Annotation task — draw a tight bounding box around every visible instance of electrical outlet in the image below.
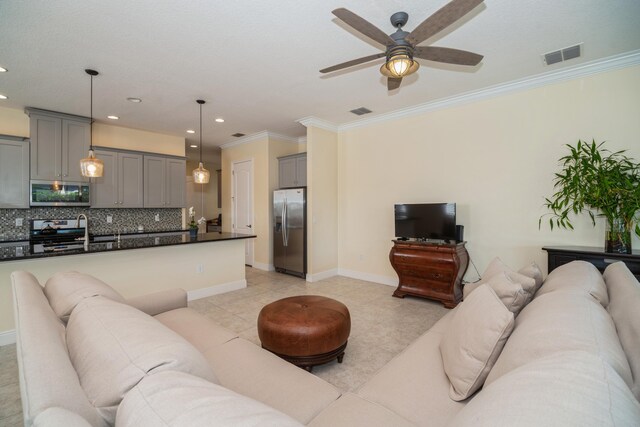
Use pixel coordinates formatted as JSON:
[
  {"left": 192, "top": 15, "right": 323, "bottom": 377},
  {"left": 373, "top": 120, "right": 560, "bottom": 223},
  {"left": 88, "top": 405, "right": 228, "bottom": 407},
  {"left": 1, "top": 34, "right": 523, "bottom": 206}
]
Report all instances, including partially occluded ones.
[
  {"left": 15, "top": 218, "right": 23, "bottom": 227},
  {"left": 155, "top": 214, "right": 160, "bottom": 222},
  {"left": 106, "top": 215, "right": 113, "bottom": 224},
  {"left": 196, "top": 263, "right": 204, "bottom": 274}
]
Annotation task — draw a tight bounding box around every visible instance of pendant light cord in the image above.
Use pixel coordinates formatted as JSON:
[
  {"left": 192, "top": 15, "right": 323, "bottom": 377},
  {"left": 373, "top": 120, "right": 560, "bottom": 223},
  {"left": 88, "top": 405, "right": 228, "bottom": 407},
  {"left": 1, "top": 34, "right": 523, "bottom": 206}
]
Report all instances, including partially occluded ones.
[
  {"left": 89, "top": 73, "right": 93, "bottom": 150},
  {"left": 199, "top": 102, "right": 203, "bottom": 163}
]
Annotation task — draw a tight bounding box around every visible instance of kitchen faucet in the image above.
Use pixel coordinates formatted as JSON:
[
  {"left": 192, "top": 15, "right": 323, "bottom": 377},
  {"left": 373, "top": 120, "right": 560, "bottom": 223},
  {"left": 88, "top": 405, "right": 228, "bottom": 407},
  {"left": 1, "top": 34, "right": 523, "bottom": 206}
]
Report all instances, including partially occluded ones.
[{"left": 76, "top": 214, "right": 89, "bottom": 250}]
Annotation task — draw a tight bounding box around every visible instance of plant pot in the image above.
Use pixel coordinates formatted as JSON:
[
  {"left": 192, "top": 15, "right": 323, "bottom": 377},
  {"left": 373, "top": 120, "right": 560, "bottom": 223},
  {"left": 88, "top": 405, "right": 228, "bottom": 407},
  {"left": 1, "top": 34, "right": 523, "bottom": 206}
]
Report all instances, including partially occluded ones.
[
  {"left": 605, "top": 218, "right": 632, "bottom": 254},
  {"left": 189, "top": 228, "right": 198, "bottom": 239}
]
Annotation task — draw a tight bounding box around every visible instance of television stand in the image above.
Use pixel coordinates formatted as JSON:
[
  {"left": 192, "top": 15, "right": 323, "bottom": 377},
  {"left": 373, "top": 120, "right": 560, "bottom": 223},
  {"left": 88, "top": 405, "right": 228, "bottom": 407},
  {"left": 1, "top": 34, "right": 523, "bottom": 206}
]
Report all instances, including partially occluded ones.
[{"left": 389, "top": 240, "right": 469, "bottom": 308}]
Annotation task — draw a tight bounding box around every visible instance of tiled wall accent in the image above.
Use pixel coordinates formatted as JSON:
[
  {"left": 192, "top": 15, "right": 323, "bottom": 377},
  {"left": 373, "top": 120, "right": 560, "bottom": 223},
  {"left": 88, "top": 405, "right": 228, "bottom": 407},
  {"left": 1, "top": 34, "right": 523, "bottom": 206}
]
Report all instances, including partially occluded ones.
[{"left": 0, "top": 208, "right": 183, "bottom": 241}]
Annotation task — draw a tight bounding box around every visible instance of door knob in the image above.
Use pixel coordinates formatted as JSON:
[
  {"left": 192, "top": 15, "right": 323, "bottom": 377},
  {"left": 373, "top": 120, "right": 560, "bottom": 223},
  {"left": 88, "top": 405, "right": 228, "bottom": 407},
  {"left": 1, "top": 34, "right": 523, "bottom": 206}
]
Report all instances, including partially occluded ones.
[{"left": 247, "top": 224, "right": 252, "bottom": 228}]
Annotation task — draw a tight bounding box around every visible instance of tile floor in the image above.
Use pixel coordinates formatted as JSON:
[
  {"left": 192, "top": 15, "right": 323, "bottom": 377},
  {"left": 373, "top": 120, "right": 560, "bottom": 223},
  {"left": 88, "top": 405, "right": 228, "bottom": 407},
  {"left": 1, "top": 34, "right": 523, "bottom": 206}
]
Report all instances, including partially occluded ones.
[{"left": 0, "top": 267, "right": 448, "bottom": 426}]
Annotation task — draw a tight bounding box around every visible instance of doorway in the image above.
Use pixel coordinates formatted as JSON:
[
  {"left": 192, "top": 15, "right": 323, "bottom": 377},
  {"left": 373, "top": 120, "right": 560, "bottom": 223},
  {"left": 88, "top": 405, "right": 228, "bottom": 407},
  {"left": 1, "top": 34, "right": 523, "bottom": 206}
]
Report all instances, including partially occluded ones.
[{"left": 232, "top": 159, "right": 254, "bottom": 266}]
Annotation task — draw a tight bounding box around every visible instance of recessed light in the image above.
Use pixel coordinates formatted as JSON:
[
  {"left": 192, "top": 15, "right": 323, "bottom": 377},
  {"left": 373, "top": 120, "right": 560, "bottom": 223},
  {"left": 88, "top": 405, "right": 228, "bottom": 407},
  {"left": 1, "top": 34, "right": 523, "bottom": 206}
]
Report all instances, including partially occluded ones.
[
  {"left": 190, "top": 144, "right": 198, "bottom": 148},
  {"left": 215, "top": 118, "right": 224, "bottom": 123},
  {"left": 0, "top": 67, "right": 7, "bottom": 73},
  {"left": 0, "top": 94, "right": 7, "bottom": 100},
  {"left": 107, "top": 115, "right": 119, "bottom": 120},
  {"left": 127, "top": 97, "right": 142, "bottom": 103},
  {"left": 186, "top": 130, "right": 195, "bottom": 134}
]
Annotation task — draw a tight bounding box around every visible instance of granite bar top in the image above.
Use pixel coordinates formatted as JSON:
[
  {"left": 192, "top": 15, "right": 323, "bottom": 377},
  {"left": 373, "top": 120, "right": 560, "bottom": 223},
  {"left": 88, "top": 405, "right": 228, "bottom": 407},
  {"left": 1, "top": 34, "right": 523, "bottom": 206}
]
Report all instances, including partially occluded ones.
[{"left": 0, "top": 231, "right": 256, "bottom": 262}]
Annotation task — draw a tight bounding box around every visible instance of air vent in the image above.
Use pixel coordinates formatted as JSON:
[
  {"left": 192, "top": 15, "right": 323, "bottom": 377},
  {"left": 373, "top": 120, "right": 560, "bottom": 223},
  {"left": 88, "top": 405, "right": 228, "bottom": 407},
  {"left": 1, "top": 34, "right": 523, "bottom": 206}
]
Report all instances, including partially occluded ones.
[
  {"left": 232, "top": 133, "right": 245, "bottom": 137},
  {"left": 543, "top": 44, "right": 582, "bottom": 66},
  {"left": 350, "top": 107, "right": 372, "bottom": 116}
]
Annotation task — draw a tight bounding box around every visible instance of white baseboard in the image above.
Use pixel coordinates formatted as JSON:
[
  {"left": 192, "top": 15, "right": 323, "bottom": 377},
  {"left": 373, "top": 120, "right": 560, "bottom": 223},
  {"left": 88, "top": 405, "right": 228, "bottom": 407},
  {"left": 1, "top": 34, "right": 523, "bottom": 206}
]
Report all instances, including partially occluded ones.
[
  {"left": 253, "top": 262, "right": 275, "bottom": 272},
  {"left": 0, "top": 329, "right": 16, "bottom": 346},
  {"left": 187, "top": 279, "right": 247, "bottom": 301},
  {"left": 306, "top": 268, "right": 339, "bottom": 282},
  {"left": 337, "top": 268, "right": 398, "bottom": 287}
]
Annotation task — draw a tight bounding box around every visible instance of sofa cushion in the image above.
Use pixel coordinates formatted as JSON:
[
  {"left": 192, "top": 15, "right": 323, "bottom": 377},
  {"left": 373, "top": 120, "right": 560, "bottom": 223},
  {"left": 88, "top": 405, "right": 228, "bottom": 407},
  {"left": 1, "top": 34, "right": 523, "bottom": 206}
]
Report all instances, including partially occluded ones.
[
  {"left": 33, "top": 407, "right": 93, "bottom": 427},
  {"left": 116, "top": 371, "right": 302, "bottom": 427},
  {"left": 449, "top": 351, "right": 640, "bottom": 427},
  {"left": 66, "top": 296, "right": 217, "bottom": 425},
  {"left": 44, "top": 271, "right": 125, "bottom": 322},
  {"left": 11, "top": 271, "right": 107, "bottom": 427},
  {"left": 517, "top": 261, "right": 544, "bottom": 292},
  {"left": 357, "top": 309, "right": 465, "bottom": 427},
  {"left": 603, "top": 261, "right": 640, "bottom": 400},
  {"left": 155, "top": 307, "right": 238, "bottom": 354},
  {"left": 535, "top": 260, "right": 609, "bottom": 306},
  {"left": 308, "top": 393, "right": 415, "bottom": 427},
  {"left": 485, "top": 291, "right": 632, "bottom": 388},
  {"left": 204, "top": 337, "right": 341, "bottom": 425},
  {"left": 441, "top": 285, "right": 515, "bottom": 401}
]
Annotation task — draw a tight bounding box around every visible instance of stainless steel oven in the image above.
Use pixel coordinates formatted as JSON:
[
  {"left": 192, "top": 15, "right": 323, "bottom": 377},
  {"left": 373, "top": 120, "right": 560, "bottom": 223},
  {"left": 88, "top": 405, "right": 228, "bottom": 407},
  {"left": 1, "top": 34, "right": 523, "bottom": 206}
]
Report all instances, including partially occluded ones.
[{"left": 30, "top": 180, "right": 90, "bottom": 206}]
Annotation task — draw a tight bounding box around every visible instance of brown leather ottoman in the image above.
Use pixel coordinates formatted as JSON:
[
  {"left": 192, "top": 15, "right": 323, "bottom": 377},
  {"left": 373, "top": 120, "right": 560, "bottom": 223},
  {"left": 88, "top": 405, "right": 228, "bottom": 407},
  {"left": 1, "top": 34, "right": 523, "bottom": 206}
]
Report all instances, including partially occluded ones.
[{"left": 257, "top": 295, "right": 351, "bottom": 372}]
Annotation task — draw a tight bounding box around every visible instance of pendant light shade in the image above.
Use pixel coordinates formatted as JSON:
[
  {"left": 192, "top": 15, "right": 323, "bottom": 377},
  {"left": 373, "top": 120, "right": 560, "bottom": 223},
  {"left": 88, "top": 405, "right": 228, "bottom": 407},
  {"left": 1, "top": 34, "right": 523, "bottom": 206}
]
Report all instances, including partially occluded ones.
[
  {"left": 192, "top": 99, "right": 210, "bottom": 184},
  {"left": 80, "top": 69, "right": 104, "bottom": 178}
]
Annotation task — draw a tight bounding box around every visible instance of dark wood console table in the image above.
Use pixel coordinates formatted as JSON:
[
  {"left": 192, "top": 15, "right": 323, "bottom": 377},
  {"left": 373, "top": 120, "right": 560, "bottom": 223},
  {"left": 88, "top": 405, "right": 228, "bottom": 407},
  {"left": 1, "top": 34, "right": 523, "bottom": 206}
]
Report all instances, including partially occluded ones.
[
  {"left": 542, "top": 246, "right": 640, "bottom": 280},
  {"left": 389, "top": 240, "right": 469, "bottom": 308}
]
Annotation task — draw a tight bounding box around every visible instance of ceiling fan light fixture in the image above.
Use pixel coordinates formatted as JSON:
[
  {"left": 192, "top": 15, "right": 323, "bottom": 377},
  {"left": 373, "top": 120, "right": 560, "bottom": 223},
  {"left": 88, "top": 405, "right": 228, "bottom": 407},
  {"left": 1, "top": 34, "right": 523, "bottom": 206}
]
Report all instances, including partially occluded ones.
[{"left": 380, "top": 53, "right": 419, "bottom": 78}]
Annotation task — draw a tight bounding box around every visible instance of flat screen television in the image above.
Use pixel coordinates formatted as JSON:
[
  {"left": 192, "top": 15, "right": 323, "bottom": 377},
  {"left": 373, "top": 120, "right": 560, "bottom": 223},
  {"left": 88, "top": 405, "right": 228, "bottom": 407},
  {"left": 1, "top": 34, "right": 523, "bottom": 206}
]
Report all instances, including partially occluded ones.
[{"left": 394, "top": 203, "right": 456, "bottom": 241}]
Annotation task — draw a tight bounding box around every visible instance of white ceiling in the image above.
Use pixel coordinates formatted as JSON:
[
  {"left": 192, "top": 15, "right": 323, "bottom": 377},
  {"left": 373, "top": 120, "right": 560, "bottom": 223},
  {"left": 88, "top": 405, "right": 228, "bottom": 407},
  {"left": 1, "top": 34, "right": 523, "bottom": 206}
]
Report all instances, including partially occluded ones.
[{"left": 1, "top": 0, "right": 639, "bottom": 150}]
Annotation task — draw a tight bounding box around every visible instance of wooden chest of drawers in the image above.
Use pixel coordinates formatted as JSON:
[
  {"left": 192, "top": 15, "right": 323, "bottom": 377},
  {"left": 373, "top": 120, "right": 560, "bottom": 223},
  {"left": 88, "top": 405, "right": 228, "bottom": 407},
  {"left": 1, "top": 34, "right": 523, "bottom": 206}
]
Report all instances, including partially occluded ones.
[{"left": 389, "top": 240, "right": 469, "bottom": 308}]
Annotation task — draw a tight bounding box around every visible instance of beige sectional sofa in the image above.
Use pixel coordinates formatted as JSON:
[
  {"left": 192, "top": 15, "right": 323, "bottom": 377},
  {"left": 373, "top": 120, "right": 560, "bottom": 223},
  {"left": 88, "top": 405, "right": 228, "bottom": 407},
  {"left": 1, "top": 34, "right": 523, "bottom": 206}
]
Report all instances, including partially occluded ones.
[{"left": 11, "top": 261, "right": 640, "bottom": 426}]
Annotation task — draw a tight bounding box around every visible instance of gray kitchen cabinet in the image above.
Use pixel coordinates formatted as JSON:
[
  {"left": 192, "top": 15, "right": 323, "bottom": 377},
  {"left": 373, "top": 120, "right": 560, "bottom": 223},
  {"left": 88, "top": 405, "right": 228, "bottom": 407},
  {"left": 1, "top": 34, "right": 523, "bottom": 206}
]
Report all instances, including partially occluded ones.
[
  {"left": 91, "top": 149, "right": 143, "bottom": 208},
  {"left": 0, "top": 136, "right": 30, "bottom": 208},
  {"left": 143, "top": 155, "right": 185, "bottom": 208},
  {"left": 278, "top": 153, "right": 306, "bottom": 188},
  {"left": 26, "top": 109, "right": 90, "bottom": 182}
]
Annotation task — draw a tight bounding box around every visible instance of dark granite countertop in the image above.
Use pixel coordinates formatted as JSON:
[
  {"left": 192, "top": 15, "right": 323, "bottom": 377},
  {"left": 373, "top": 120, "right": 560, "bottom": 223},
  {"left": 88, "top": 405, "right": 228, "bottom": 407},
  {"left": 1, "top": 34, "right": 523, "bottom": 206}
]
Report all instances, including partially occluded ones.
[{"left": 0, "top": 232, "right": 255, "bottom": 262}]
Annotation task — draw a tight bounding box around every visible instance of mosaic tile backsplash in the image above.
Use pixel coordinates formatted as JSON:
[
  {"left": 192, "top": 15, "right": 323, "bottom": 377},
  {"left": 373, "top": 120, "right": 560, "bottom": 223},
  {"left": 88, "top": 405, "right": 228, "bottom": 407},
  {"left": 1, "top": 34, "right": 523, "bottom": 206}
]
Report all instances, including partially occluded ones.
[{"left": 0, "top": 208, "right": 183, "bottom": 241}]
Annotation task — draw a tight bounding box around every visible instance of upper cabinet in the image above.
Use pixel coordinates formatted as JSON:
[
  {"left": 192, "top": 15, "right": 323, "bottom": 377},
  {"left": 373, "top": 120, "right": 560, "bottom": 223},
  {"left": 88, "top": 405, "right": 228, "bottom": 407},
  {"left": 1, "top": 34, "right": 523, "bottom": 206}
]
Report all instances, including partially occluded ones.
[
  {"left": 26, "top": 108, "right": 90, "bottom": 182},
  {"left": 91, "top": 149, "right": 143, "bottom": 208},
  {"left": 0, "top": 136, "right": 30, "bottom": 208},
  {"left": 278, "top": 153, "right": 307, "bottom": 188},
  {"left": 143, "top": 155, "right": 186, "bottom": 208}
]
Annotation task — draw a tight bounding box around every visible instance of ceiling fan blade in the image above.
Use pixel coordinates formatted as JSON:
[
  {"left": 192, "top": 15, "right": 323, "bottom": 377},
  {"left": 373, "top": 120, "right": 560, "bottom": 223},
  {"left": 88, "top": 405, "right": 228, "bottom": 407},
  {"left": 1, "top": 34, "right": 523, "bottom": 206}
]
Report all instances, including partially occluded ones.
[
  {"left": 406, "top": 0, "right": 484, "bottom": 45},
  {"left": 388, "top": 77, "right": 402, "bottom": 90},
  {"left": 332, "top": 8, "right": 395, "bottom": 46},
  {"left": 414, "top": 46, "right": 483, "bottom": 66},
  {"left": 320, "top": 53, "right": 386, "bottom": 73}
]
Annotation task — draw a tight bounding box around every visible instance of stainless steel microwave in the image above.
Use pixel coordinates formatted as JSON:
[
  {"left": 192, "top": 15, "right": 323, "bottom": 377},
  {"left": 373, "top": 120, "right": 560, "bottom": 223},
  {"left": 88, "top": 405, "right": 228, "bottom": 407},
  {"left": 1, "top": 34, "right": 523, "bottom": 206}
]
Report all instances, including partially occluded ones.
[{"left": 30, "top": 180, "right": 90, "bottom": 206}]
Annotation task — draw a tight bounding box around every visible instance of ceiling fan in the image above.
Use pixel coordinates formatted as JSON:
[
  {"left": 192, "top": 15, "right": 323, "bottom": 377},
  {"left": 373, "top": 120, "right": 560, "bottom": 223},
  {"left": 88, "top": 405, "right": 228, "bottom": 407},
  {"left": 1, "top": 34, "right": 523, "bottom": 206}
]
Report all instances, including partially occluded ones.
[{"left": 320, "top": 0, "right": 484, "bottom": 90}]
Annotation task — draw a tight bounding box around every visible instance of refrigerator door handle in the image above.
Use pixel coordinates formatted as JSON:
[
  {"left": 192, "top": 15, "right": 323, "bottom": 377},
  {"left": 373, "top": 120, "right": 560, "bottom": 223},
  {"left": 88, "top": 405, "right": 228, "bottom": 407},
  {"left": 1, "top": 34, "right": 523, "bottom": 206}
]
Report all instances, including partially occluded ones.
[{"left": 282, "top": 199, "right": 288, "bottom": 247}]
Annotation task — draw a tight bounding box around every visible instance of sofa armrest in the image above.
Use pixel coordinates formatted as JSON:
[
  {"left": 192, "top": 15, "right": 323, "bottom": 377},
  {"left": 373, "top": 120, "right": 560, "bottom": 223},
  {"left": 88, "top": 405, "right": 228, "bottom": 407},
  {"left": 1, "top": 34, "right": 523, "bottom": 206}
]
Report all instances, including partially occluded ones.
[{"left": 126, "top": 288, "right": 187, "bottom": 316}]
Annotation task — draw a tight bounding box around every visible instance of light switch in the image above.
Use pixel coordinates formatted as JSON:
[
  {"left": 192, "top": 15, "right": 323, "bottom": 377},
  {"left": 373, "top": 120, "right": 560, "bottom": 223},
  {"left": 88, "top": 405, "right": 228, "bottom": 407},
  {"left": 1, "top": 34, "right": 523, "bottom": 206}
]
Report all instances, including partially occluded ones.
[
  {"left": 155, "top": 214, "right": 160, "bottom": 222},
  {"left": 106, "top": 215, "right": 113, "bottom": 224},
  {"left": 15, "top": 218, "right": 23, "bottom": 227}
]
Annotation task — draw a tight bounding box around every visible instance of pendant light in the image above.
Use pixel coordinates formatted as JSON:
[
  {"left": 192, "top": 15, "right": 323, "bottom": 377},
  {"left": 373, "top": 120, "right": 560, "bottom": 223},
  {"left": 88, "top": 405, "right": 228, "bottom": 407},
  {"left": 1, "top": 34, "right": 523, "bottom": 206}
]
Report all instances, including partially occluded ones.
[
  {"left": 80, "top": 69, "right": 104, "bottom": 178},
  {"left": 192, "top": 99, "right": 210, "bottom": 184}
]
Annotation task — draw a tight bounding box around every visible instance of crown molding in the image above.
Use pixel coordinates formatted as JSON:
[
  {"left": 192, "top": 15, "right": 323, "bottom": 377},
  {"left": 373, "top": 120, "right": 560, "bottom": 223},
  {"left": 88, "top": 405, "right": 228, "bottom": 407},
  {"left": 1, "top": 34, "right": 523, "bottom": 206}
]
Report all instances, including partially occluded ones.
[
  {"left": 220, "top": 131, "right": 298, "bottom": 149},
  {"left": 297, "top": 116, "right": 339, "bottom": 132},
  {"left": 337, "top": 50, "right": 640, "bottom": 131}
]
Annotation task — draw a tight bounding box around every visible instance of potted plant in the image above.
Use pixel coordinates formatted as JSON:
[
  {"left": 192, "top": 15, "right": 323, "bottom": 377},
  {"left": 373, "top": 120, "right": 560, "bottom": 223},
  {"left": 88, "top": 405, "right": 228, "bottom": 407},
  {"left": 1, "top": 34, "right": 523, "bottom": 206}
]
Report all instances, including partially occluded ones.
[
  {"left": 540, "top": 140, "right": 640, "bottom": 254},
  {"left": 188, "top": 207, "right": 206, "bottom": 238}
]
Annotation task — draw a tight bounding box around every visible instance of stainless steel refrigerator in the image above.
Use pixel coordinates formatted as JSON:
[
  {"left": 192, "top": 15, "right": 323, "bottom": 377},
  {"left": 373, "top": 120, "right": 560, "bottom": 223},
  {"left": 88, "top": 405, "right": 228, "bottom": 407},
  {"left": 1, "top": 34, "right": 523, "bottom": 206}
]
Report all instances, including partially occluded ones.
[{"left": 273, "top": 188, "right": 306, "bottom": 278}]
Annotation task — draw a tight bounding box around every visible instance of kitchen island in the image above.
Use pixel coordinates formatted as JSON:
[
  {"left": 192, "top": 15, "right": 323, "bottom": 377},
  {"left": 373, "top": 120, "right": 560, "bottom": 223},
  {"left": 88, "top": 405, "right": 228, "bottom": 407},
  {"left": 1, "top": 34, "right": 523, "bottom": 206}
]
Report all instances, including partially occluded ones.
[{"left": 0, "top": 232, "right": 255, "bottom": 344}]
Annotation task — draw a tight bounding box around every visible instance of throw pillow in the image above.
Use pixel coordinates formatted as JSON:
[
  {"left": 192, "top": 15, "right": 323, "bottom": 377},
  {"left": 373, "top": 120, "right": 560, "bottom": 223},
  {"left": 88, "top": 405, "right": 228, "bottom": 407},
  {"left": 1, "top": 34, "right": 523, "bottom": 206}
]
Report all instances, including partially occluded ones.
[
  {"left": 116, "top": 371, "right": 303, "bottom": 427},
  {"left": 44, "top": 271, "right": 125, "bottom": 322},
  {"left": 485, "top": 272, "right": 529, "bottom": 315},
  {"left": 462, "top": 257, "right": 512, "bottom": 299},
  {"left": 66, "top": 296, "right": 217, "bottom": 425},
  {"left": 440, "top": 284, "right": 515, "bottom": 401},
  {"left": 517, "top": 262, "right": 544, "bottom": 293}
]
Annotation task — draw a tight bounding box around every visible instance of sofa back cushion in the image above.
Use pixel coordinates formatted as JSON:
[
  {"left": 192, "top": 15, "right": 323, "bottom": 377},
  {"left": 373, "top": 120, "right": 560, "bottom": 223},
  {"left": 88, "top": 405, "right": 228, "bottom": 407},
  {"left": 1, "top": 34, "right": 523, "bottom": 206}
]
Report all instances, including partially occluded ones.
[
  {"left": 440, "top": 285, "right": 515, "bottom": 401},
  {"left": 10, "top": 271, "right": 106, "bottom": 427},
  {"left": 485, "top": 291, "right": 632, "bottom": 387},
  {"left": 449, "top": 351, "right": 640, "bottom": 427},
  {"left": 66, "top": 296, "right": 217, "bottom": 425},
  {"left": 116, "top": 371, "right": 303, "bottom": 427},
  {"left": 44, "top": 271, "right": 125, "bottom": 322},
  {"left": 535, "top": 260, "right": 609, "bottom": 306},
  {"left": 603, "top": 261, "right": 640, "bottom": 400}
]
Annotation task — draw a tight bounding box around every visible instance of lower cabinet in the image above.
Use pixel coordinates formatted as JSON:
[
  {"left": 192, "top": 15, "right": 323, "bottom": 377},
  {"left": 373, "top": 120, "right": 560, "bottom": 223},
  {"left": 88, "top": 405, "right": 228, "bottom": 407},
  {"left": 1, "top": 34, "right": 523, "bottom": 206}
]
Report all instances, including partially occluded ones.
[
  {"left": 144, "top": 155, "right": 186, "bottom": 208},
  {"left": 389, "top": 240, "right": 469, "bottom": 308},
  {"left": 0, "top": 136, "right": 30, "bottom": 208},
  {"left": 91, "top": 149, "right": 143, "bottom": 208}
]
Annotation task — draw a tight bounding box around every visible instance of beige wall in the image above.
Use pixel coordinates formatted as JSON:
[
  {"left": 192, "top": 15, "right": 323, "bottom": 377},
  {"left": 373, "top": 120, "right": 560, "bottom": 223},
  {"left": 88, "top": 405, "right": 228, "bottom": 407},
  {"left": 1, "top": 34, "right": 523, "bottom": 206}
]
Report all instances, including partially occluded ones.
[
  {"left": 0, "top": 106, "right": 29, "bottom": 137},
  {"left": 337, "top": 65, "right": 640, "bottom": 283},
  {"left": 0, "top": 239, "right": 246, "bottom": 334},
  {"left": 307, "top": 127, "right": 339, "bottom": 277}
]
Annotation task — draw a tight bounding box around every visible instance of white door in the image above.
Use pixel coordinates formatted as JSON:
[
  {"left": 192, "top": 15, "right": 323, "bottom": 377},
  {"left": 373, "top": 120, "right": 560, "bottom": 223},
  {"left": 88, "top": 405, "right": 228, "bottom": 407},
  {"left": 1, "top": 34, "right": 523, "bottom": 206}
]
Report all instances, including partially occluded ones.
[{"left": 232, "top": 159, "right": 254, "bottom": 266}]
